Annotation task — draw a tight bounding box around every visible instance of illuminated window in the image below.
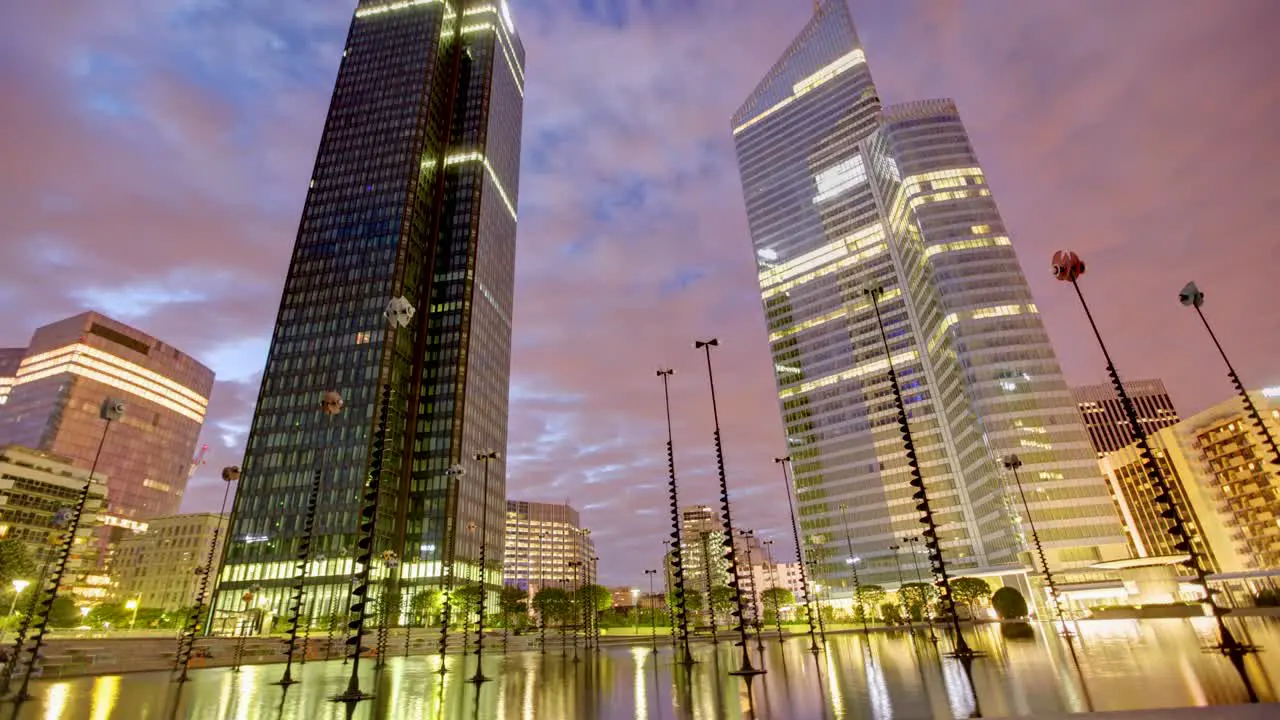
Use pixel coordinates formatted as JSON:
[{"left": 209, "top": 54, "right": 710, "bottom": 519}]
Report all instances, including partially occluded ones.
[
  {"left": 355, "top": 331, "right": 371, "bottom": 345},
  {"left": 813, "top": 156, "right": 867, "bottom": 204}
]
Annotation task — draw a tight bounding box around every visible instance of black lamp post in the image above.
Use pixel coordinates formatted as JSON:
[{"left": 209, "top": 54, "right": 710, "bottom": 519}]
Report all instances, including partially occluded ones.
[
  {"left": 866, "top": 287, "right": 970, "bottom": 649},
  {"left": 277, "top": 390, "right": 344, "bottom": 686},
  {"left": 375, "top": 550, "right": 400, "bottom": 669},
  {"left": 762, "top": 539, "right": 785, "bottom": 640},
  {"left": 1054, "top": 252, "right": 1257, "bottom": 702},
  {"left": 695, "top": 337, "right": 764, "bottom": 678},
  {"left": 699, "top": 530, "right": 719, "bottom": 645},
  {"left": 231, "top": 585, "right": 260, "bottom": 673},
  {"left": 569, "top": 559, "right": 583, "bottom": 663},
  {"left": 1180, "top": 282, "right": 1280, "bottom": 469},
  {"left": 773, "top": 457, "right": 820, "bottom": 653},
  {"left": 12, "top": 398, "right": 122, "bottom": 702},
  {"left": 887, "top": 545, "right": 911, "bottom": 631},
  {"left": 173, "top": 464, "right": 239, "bottom": 683},
  {"left": 468, "top": 450, "right": 499, "bottom": 685},
  {"left": 657, "top": 368, "right": 694, "bottom": 665},
  {"left": 645, "top": 569, "right": 659, "bottom": 650},
  {"left": 436, "top": 465, "right": 464, "bottom": 675},
  {"left": 838, "top": 503, "right": 868, "bottom": 637},
  {"left": 332, "top": 382, "right": 393, "bottom": 704},
  {"left": 736, "top": 530, "right": 765, "bottom": 652},
  {"left": 590, "top": 554, "right": 601, "bottom": 653},
  {"left": 1, "top": 516, "right": 60, "bottom": 697}
]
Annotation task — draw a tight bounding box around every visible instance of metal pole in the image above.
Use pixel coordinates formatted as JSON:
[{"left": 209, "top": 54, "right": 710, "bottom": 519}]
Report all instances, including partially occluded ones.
[
  {"left": 774, "top": 457, "right": 820, "bottom": 654},
  {"left": 762, "top": 540, "right": 785, "bottom": 641},
  {"left": 696, "top": 337, "right": 763, "bottom": 677},
  {"left": 839, "top": 504, "right": 868, "bottom": 636},
  {"left": 887, "top": 545, "right": 912, "bottom": 631},
  {"left": 468, "top": 451, "right": 498, "bottom": 684},
  {"left": 657, "top": 369, "right": 694, "bottom": 665},
  {"left": 436, "top": 466, "right": 463, "bottom": 675},
  {"left": 646, "top": 570, "right": 659, "bottom": 649}
]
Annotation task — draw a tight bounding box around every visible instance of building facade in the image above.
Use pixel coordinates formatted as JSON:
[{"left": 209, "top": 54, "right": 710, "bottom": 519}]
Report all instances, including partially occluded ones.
[
  {"left": 0, "top": 312, "right": 213, "bottom": 557},
  {"left": 1074, "top": 379, "right": 1180, "bottom": 455},
  {"left": 502, "top": 500, "right": 594, "bottom": 595},
  {"left": 0, "top": 446, "right": 109, "bottom": 596},
  {"left": 214, "top": 0, "right": 526, "bottom": 622},
  {"left": 113, "top": 513, "right": 228, "bottom": 611},
  {"left": 0, "top": 349, "right": 21, "bottom": 407},
  {"left": 730, "top": 0, "right": 1127, "bottom": 594}
]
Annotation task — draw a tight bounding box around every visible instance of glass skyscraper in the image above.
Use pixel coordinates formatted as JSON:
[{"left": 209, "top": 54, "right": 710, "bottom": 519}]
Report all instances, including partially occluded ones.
[
  {"left": 731, "top": 1, "right": 1127, "bottom": 593},
  {"left": 213, "top": 0, "right": 524, "bottom": 624}
]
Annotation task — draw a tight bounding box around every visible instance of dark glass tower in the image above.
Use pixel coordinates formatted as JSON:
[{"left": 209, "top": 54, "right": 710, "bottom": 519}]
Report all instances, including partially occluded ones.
[{"left": 213, "top": 0, "right": 524, "bottom": 626}]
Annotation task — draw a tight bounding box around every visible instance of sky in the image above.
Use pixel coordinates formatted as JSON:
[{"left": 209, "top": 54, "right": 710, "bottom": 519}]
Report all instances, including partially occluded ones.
[{"left": 2, "top": 0, "right": 1278, "bottom": 586}]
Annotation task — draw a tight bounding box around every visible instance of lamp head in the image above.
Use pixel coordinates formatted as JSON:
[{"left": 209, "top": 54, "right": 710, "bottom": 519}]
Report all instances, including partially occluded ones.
[
  {"left": 694, "top": 338, "right": 719, "bottom": 349},
  {"left": 1179, "top": 281, "right": 1204, "bottom": 308},
  {"left": 1002, "top": 454, "right": 1022, "bottom": 471}
]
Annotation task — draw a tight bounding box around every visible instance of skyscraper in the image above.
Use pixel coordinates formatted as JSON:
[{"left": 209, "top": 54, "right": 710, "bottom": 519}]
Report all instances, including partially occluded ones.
[
  {"left": 1073, "top": 379, "right": 1180, "bottom": 455},
  {"left": 0, "top": 348, "right": 22, "bottom": 406},
  {"left": 503, "top": 500, "right": 595, "bottom": 596},
  {"left": 0, "top": 312, "right": 213, "bottom": 545},
  {"left": 731, "top": 1, "right": 1127, "bottom": 593},
  {"left": 213, "top": 0, "right": 525, "bottom": 622}
]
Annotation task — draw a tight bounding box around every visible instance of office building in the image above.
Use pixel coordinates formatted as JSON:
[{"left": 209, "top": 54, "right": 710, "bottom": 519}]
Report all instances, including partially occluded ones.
[
  {"left": 503, "top": 500, "right": 594, "bottom": 595},
  {"left": 730, "top": 1, "right": 1127, "bottom": 593},
  {"left": 680, "top": 505, "right": 730, "bottom": 597},
  {"left": 1074, "top": 379, "right": 1180, "bottom": 455},
  {"left": 113, "top": 513, "right": 228, "bottom": 611},
  {"left": 0, "top": 446, "right": 109, "bottom": 597},
  {"left": 0, "top": 312, "right": 213, "bottom": 557},
  {"left": 214, "top": 0, "right": 526, "bottom": 621},
  {"left": 0, "top": 349, "right": 21, "bottom": 406}
]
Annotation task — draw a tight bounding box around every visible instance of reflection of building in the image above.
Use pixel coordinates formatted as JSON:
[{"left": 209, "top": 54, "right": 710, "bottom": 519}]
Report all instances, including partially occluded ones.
[
  {"left": 503, "top": 501, "right": 594, "bottom": 595},
  {"left": 0, "top": 349, "right": 21, "bottom": 406},
  {"left": 0, "top": 312, "right": 213, "bottom": 561},
  {"left": 214, "top": 0, "right": 527, "bottom": 624},
  {"left": 113, "top": 513, "right": 227, "bottom": 611},
  {"left": 0, "top": 446, "right": 109, "bottom": 598},
  {"left": 730, "top": 0, "right": 1127, "bottom": 592},
  {"left": 1074, "top": 379, "right": 1180, "bottom": 455}
]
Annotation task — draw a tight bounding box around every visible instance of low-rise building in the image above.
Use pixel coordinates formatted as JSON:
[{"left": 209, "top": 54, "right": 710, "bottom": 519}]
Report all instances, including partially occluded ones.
[
  {"left": 0, "top": 445, "right": 108, "bottom": 600},
  {"left": 113, "top": 512, "right": 226, "bottom": 610}
]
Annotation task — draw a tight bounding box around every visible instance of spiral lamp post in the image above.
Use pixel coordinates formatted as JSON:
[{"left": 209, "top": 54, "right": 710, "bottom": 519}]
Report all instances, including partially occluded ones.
[
  {"left": 173, "top": 465, "right": 238, "bottom": 683},
  {"left": 436, "top": 464, "right": 465, "bottom": 675},
  {"left": 468, "top": 450, "right": 499, "bottom": 685},
  {"left": 773, "top": 457, "right": 820, "bottom": 654},
  {"left": 656, "top": 369, "right": 694, "bottom": 665}
]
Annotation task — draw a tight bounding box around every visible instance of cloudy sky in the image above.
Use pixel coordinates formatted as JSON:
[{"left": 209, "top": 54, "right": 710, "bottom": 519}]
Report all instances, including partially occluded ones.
[{"left": 2, "top": 0, "right": 1277, "bottom": 584}]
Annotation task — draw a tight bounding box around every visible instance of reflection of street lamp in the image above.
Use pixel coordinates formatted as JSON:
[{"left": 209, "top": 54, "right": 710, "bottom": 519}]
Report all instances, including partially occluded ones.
[
  {"left": 125, "top": 599, "right": 140, "bottom": 632},
  {"left": 631, "top": 588, "right": 640, "bottom": 634},
  {"left": 0, "top": 580, "right": 29, "bottom": 644}
]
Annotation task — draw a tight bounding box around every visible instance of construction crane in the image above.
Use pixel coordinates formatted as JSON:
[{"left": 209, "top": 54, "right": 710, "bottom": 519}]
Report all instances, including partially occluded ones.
[{"left": 188, "top": 444, "right": 209, "bottom": 479}]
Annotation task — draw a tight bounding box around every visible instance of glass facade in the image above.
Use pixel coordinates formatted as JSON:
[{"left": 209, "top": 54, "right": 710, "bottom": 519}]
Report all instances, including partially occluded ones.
[
  {"left": 0, "top": 312, "right": 214, "bottom": 562},
  {"left": 213, "top": 0, "right": 524, "bottom": 625},
  {"left": 731, "top": 1, "right": 1127, "bottom": 593},
  {"left": 502, "top": 501, "right": 595, "bottom": 596}
]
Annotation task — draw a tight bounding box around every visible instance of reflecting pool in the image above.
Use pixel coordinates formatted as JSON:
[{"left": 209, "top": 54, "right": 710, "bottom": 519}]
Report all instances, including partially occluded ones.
[{"left": 8, "top": 618, "right": 1280, "bottom": 719}]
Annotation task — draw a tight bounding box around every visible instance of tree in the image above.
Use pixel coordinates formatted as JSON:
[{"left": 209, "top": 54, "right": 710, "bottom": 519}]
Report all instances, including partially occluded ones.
[
  {"left": 87, "top": 603, "right": 131, "bottom": 627},
  {"left": 452, "top": 583, "right": 484, "bottom": 620},
  {"left": 856, "top": 585, "right": 886, "bottom": 622},
  {"left": 761, "top": 587, "right": 795, "bottom": 621},
  {"left": 672, "top": 589, "right": 703, "bottom": 615},
  {"left": 707, "top": 586, "right": 736, "bottom": 623},
  {"left": 500, "top": 586, "right": 527, "bottom": 629},
  {"left": 899, "top": 582, "right": 936, "bottom": 622},
  {"left": 410, "top": 589, "right": 442, "bottom": 626},
  {"left": 0, "top": 539, "right": 36, "bottom": 591},
  {"left": 951, "top": 577, "right": 992, "bottom": 618},
  {"left": 577, "top": 584, "right": 612, "bottom": 612},
  {"left": 991, "top": 587, "right": 1028, "bottom": 620},
  {"left": 879, "top": 602, "right": 903, "bottom": 625},
  {"left": 47, "top": 596, "right": 80, "bottom": 628},
  {"left": 532, "top": 588, "right": 572, "bottom": 628}
]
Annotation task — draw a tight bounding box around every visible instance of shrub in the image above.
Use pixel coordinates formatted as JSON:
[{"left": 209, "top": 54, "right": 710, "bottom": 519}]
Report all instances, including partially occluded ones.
[
  {"left": 991, "top": 587, "right": 1028, "bottom": 620},
  {"left": 1254, "top": 588, "right": 1279, "bottom": 607}
]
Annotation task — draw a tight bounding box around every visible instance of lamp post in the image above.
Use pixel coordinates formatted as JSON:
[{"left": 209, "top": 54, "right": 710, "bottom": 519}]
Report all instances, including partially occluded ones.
[
  {"left": 837, "top": 503, "right": 868, "bottom": 637},
  {"left": 773, "top": 457, "right": 821, "bottom": 654},
  {"left": 175, "top": 465, "right": 238, "bottom": 682},
  {"left": 695, "top": 337, "right": 764, "bottom": 678},
  {"left": 12, "top": 398, "right": 123, "bottom": 702},
  {"left": 887, "top": 545, "right": 911, "bottom": 630},
  {"left": 0, "top": 580, "right": 29, "bottom": 645},
  {"left": 568, "top": 559, "right": 582, "bottom": 663},
  {"left": 656, "top": 368, "right": 694, "bottom": 665},
  {"left": 1054, "top": 252, "right": 1256, "bottom": 702},
  {"left": 375, "top": 551, "right": 400, "bottom": 669},
  {"left": 277, "top": 390, "right": 344, "bottom": 686},
  {"left": 761, "top": 540, "right": 785, "bottom": 640},
  {"left": 1180, "top": 282, "right": 1280, "bottom": 469},
  {"left": 126, "top": 599, "right": 140, "bottom": 632},
  {"left": 864, "top": 286, "right": 973, "bottom": 666},
  {"left": 644, "top": 570, "right": 659, "bottom": 650},
  {"left": 231, "top": 585, "right": 260, "bottom": 673},
  {"left": 468, "top": 450, "right": 499, "bottom": 685},
  {"left": 736, "top": 530, "right": 765, "bottom": 652},
  {"left": 436, "top": 465, "right": 465, "bottom": 676}
]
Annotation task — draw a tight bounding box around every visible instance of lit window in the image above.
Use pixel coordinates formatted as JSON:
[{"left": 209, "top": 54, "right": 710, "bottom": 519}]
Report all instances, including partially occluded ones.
[
  {"left": 355, "top": 331, "right": 371, "bottom": 345},
  {"left": 813, "top": 156, "right": 867, "bottom": 204}
]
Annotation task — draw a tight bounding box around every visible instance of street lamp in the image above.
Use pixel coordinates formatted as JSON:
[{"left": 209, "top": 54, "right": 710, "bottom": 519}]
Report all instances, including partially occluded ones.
[
  {"left": 761, "top": 539, "right": 785, "bottom": 640},
  {"left": 656, "top": 368, "right": 694, "bottom": 666},
  {"left": 126, "top": 599, "right": 140, "bottom": 632},
  {"left": 436, "top": 464, "right": 465, "bottom": 676},
  {"left": 176, "top": 464, "right": 239, "bottom": 683},
  {"left": 693, "top": 337, "right": 763, "bottom": 678},
  {"left": 468, "top": 450, "right": 500, "bottom": 685},
  {"left": 887, "top": 545, "right": 911, "bottom": 631},
  {"left": 837, "top": 503, "right": 867, "bottom": 636},
  {"left": 0, "top": 580, "right": 29, "bottom": 644},
  {"left": 644, "top": 570, "right": 659, "bottom": 650},
  {"left": 1055, "top": 252, "right": 1256, "bottom": 703},
  {"left": 773, "top": 456, "right": 820, "bottom": 654}
]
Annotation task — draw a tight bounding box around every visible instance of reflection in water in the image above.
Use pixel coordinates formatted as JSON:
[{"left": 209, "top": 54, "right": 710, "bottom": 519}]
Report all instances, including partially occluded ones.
[{"left": 7, "top": 618, "right": 1280, "bottom": 719}]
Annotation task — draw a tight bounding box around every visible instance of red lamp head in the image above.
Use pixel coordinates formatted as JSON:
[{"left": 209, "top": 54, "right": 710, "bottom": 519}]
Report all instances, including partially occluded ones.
[{"left": 1051, "top": 250, "right": 1085, "bottom": 282}]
